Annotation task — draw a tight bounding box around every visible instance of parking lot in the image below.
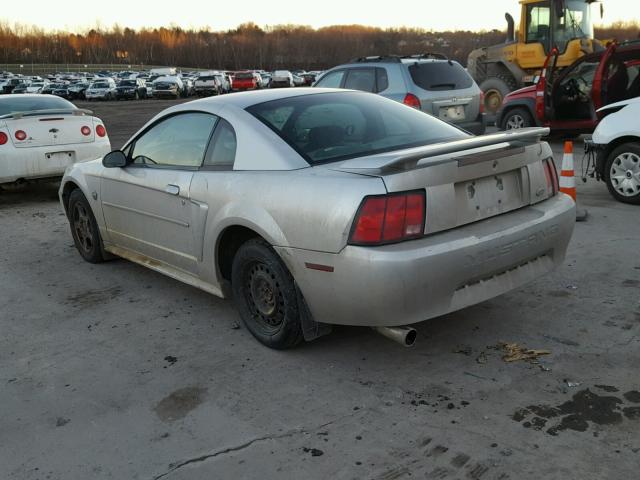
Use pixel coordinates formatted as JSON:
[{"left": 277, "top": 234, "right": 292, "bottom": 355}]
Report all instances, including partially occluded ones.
[{"left": 1, "top": 99, "right": 639, "bottom": 480}]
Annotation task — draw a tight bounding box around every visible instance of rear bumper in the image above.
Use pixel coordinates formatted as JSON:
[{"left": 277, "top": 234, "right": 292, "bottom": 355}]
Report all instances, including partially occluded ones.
[
  {"left": 458, "top": 113, "right": 486, "bottom": 136},
  {"left": 0, "top": 141, "right": 111, "bottom": 184},
  {"left": 276, "top": 194, "right": 575, "bottom": 327}
]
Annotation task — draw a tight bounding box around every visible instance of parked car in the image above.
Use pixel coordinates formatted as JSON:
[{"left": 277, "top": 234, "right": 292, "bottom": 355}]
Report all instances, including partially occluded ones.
[
  {"left": 52, "top": 85, "right": 71, "bottom": 99},
  {"left": 260, "top": 73, "right": 272, "bottom": 88},
  {"left": 313, "top": 54, "right": 486, "bottom": 135},
  {"left": 587, "top": 97, "right": 640, "bottom": 204},
  {"left": 26, "top": 81, "right": 48, "bottom": 94},
  {"left": 11, "top": 82, "right": 31, "bottom": 94},
  {"left": 0, "top": 94, "right": 110, "bottom": 188},
  {"left": 232, "top": 71, "right": 259, "bottom": 91},
  {"left": 152, "top": 76, "right": 183, "bottom": 99},
  {"left": 42, "top": 83, "right": 65, "bottom": 95},
  {"left": 271, "top": 70, "right": 294, "bottom": 88},
  {"left": 59, "top": 89, "right": 574, "bottom": 349},
  {"left": 115, "top": 79, "right": 147, "bottom": 100},
  {"left": 497, "top": 41, "right": 640, "bottom": 134},
  {"left": 181, "top": 77, "right": 196, "bottom": 97},
  {"left": 292, "top": 74, "right": 305, "bottom": 87},
  {"left": 301, "top": 73, "right": 317, "bottom": 86},
  {"left": 1, "top": 78, "right": 26, "bottom": 94},
  {"left": 194, "top": 74, "right": 223, "bottom": 96},
  {"left": 85, "top": 79, "right": 117, "bottom": 101},
  {"left": 68, "top": 81, "right": 90, "bottom": 100}
]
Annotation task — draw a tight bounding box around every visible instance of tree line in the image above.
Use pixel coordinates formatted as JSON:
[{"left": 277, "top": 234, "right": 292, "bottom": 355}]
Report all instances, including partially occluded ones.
[{"left": 1, "top": 21, "right": 638, "bottom": 71}]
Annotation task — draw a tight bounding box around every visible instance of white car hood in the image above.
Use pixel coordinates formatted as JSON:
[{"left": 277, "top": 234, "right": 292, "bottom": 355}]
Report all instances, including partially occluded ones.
[{"left": 597, "top": 96, "right": 640, "bottom": 113}]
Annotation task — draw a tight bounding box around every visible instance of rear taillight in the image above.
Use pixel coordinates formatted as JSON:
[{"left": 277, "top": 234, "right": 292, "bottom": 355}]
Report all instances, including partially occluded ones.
[
  {"left": 402, "top": 93, "right": 421, "bottom": 110},
  {"left": 479, "top": 91, "right": 485, "bottom": 114},
  {"left": 81, "top": 126, "right": 91, "bottom": 136},
  {"left": 96, "top": 125, "right": 106, "bottom": 137},
  {"left": 350, "top": 191, "right": 425, "bottom": 245},
  {"left": 0, "top": 132, "right": 7, "bottom": 145},
  {"left": 15, "top": 130, "right": 27, "bottom": 141},
  {"left": 543, "top": 158, "right": 559, "bottom": 196}
]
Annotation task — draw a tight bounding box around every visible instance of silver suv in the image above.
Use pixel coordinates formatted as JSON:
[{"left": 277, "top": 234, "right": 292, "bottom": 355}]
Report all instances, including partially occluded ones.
[{"left": 313, "top": 54, "right": 486, "bottom": 135}]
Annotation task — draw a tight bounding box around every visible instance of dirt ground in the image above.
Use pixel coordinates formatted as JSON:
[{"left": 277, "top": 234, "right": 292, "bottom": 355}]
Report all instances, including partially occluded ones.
[{"left": 1, "top": 97, "right": 639, "bottom": 480}]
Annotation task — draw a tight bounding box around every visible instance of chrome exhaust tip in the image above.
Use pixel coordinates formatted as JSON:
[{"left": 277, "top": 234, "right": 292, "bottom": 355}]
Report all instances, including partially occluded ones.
[{"left": 372, "top": 326, "right": 417, "bottom": 347}]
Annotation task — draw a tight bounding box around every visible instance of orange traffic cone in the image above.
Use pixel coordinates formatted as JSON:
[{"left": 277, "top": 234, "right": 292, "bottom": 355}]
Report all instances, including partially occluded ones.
[{"left": 559, "top": 141, "right": 587, "bottom": 222}]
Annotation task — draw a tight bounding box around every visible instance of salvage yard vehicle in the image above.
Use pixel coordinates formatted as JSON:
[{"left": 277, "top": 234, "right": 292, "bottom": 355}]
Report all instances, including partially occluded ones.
[
  {"left": 59, "top": 89, "right": 575, "bottom": 349},
  {"left": 232, "top": 71, "right": 260, "bottom": 91},
  {"left": 26, "top": 81, "right": 49, "bottom": 94},
  {"left": 467, "top": 0, "right": 604, "bottom": 115},
  {"left": 0, "top": 95, "right": 110, "bottom": 188},
  {"left": 85, "top": 78, "right": 117, "bottom": 101},
  {"left": 587, "top": 97, "right": 640, "bottom": 204},
  {"left": 152, "top": 76, "right": 183, "bottom": 99},
  {"left": 497, "top": 41, "right": 640, "bottom": 134},
  {"left": 314, "top": 54, "right": 487, "bottom": 135},
  {"left": 194, "top": 73, "right": 223, "bottom": 96},
  {"left": 115, "top": 79, "right": 147, "bottom": 100},
  {"left": 271, "top": 70, "right": 294, "bottom": 88}
]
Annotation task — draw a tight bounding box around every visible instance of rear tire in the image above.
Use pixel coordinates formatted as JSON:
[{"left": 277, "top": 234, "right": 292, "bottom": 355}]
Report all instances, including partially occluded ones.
[
  {"left": 604, "top": 143, "right": 640, "bottom": 205},
  {"left": 231, "top": 238, "right": 304, "bottom": 349},
  {"left": 480, "top": 75, "right": 517, "bottom": 115},
  {"left": 68, "top": 189, "right": 106, "bottom": 263},
  {"left": 501, "top": 107, "right": 534, "bottom": 130}
]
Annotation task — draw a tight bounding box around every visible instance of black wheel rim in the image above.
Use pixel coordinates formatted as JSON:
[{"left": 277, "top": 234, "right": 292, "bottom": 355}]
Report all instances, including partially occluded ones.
[
  {"left": 243, "top": 261, "right": 285, "bottom": 333},
  {"left": 72, "top": 203, "right": 94, "bottom": 254}
]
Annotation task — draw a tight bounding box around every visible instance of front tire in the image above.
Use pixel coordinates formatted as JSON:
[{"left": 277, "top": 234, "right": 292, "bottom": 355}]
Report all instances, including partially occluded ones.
[
  {"left": 480, "top": 75, "right": 517, "bottom": 115},
  {"left": 604, "top": 143, "right": 640, "bottom": 204},
  {"left": 68, "top": 189, "right": 106, "bottom": 263},
  {"left": 231, "top": 238, "right": 304, "bottom": 349},
  {"left": 502, "top": 107, "right": 534, "bottom": 130}
]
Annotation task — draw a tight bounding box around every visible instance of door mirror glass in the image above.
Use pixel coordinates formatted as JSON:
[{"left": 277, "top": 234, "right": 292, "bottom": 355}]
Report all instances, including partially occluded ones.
[
  {"left": 102, "top": 150, "right": 127, "bottom": 168},
  {"left": 533, "top": 75, "right": 541, "bottom": 84}
]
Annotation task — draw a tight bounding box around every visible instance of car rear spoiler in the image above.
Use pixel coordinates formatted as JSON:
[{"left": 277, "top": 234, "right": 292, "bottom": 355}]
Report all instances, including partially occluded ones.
[
  {"left": 373, "top": 127, "right": 550, "bottom": 172},
  {"left": 0, "top": 108, "right": 93, "bottom": 120}
]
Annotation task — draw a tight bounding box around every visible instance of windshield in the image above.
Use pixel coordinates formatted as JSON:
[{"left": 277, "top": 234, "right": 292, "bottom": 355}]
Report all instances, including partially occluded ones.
[
  {"left": 92, "top": 82, "right": 109, "bottom": 89},
  {"left": 235, "top": 72, "right": 254, "bottom": 80},
  {"left": 0, "top": 96, "right": 76, "bottom": 116},
  {"left": 247, "top": 92, "right": 467, "bottom": 164},
  {"left": 555, "top": 0, "right": 594, "bottom": 50},
  {"left": 120, "top": 80, "right": 135, "bottom": 86}
]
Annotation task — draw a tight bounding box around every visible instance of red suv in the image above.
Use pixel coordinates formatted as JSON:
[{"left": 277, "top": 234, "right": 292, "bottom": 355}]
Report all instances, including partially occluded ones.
[{"left": 497, "top": 41, "right": 640, "bottom": 134}]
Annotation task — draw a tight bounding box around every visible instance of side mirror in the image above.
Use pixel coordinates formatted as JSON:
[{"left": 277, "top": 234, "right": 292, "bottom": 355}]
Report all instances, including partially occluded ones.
[
  {"left": 533, "top": 75, "right": 541, "bottom": 84},
  {"left": 102, "top": 150, "right": 127, "bottom": 168}
]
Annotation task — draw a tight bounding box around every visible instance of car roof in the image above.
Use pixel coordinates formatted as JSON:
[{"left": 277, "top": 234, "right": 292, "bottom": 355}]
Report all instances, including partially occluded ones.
[{"left": 169, "top": 87, "right": 351, "bottom": 111}]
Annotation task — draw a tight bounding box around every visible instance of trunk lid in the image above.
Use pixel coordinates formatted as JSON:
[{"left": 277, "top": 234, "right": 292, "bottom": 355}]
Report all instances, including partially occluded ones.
[
  {"left": 329, "top": 128, "right": 553, "bottom": 235},
  {"left": 5, "top": 111, "right": 96, "bottom": 148}
]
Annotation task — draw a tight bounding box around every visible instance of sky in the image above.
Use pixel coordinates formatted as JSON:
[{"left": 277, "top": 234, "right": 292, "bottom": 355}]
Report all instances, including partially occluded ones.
[{"left": 3, "top": 0, "right": 635, "bottom": 32}]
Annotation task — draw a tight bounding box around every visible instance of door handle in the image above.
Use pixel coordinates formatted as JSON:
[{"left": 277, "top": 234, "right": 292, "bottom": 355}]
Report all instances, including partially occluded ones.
[{"left": 165, "top": 184, "right": 180, "bottom": 195}]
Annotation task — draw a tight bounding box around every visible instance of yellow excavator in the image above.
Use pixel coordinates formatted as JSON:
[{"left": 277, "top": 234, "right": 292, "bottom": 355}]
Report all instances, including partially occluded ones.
[{"left": 467, "top": 0, "right": 605, "bottom": 114}]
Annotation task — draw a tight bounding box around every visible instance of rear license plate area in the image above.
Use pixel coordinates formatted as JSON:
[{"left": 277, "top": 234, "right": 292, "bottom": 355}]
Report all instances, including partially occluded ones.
[
  {"left": 439, "top": 105, "right": 466, "bottom": 121},
  {"left": 46, "top": 151, "right": 76, "bottom": 166},
  {"left": 455, "top": 171, "right": 523, "bottom": 223}
]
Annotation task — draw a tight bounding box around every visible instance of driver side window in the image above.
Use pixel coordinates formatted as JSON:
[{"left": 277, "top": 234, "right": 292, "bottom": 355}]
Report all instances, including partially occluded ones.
[{"left": 131, "top": 112, "right": 217, "bottom": 168}]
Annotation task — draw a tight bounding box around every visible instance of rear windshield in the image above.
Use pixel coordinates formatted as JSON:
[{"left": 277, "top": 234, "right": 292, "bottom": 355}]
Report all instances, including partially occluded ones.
[
  {"left": 247, "top": 91, "right": 467, "bottom": 164},
  {"left": 92, "top": 82, "right": 109, "bottom": 88},
  {"left": 198, "top": 76, "right": 216, "bottom": 81},
  {"left": 235, "top": 73, "right": 254, "bottom": 80},
  {"left": 120, "top": 80, "right": 135, "bottom": 86},
  {"left": 408, "top": 61, "right": 474, "bottom": 91},
  {"left": 0, "top": 96, "right": 76, "bottom": 116}
]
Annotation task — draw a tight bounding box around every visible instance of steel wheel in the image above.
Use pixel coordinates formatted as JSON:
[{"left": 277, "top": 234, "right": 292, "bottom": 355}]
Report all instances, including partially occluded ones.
[
  {"left": 609, "top": 152, "right": 640, "bottom": 197},
  {"left": 243, "top": 262, "right": 285, "bottom": 333},
  {"left": 72, "top": 202, "right": 95, "bottom": 254},
  {"left": 505, "top": 113, "right": 525, "bottom": 130}
]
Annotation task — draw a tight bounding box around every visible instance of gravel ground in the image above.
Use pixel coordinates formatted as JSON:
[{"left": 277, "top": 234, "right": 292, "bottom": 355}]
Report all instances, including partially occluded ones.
[{"left": 1, "top": 98, "right": 639, "bottom": 480}]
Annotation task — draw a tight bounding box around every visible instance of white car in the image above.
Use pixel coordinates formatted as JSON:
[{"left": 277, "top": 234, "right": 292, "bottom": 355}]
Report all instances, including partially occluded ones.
[
  {"left": 270, "top": 70, "right": 294, "bottom": 88},
  {"left": 590, "top": 96, "right": 640, "bottom": 204},
  {"left": 85, "top": 78, "right": 117, "bottom": 100},
  {"left": 26, "top": 81, "right": 49, "bottom": 94},
  {"left": 0, "top": 95, "right": 111, "bottom": 187}
]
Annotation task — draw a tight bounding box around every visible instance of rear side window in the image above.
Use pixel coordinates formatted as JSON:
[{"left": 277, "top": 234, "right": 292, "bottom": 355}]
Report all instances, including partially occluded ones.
[
  {"left": 203, "top": 119, "right": 237, "bottom": 167},
  {"left": 314, "top": 70, "right": 345, "bottom": 88},
  {"left": 344, "top": 69, "right": 376, "bottom": 93},
  {"left": 408, "top": 61, "right": 473, "bottom": 91}
]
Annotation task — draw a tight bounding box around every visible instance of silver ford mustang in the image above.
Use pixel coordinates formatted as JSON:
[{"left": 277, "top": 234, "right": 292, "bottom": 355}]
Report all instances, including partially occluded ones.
[{"left": 59, "top": 88, "right": 576, "bottom": 349}]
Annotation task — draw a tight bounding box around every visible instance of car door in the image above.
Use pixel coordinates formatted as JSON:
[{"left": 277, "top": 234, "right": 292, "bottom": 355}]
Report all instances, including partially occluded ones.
[{"left": 100, "top": 111, "right": 217, "bottom": 273}]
